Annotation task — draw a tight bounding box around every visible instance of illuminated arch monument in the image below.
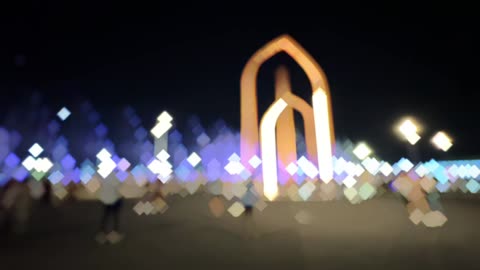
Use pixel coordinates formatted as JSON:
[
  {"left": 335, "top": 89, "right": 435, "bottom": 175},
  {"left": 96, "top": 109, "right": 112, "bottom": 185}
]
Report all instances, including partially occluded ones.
[
  {"left": 240, "top": 35, "right": 335, "bottom": 200},
  {"left": 238, "top": 35, "right": 447, "bottom": 228}
]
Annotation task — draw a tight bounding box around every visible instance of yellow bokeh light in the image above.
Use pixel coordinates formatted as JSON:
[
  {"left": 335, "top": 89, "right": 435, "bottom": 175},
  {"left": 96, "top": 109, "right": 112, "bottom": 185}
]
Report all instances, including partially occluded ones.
[
  {"left": 432, "top": 131, "right": 453, "bottom": 152},
  {"left": 399, "top": 119, "right": 417, "bottom": 136},
  {"left": 353, "top": 142, "right": 372, "bottom": 160},
  {"left": 397, "top": 118, "right": 421, "bottom": 145}
]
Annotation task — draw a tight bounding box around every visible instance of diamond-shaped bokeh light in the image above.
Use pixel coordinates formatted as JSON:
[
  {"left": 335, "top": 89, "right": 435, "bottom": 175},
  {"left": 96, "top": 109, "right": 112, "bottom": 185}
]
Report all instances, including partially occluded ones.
[
  {"left": 248, "top": 155, "right": 262, "bottom": 168},
  {"left": 57, "top": 107, "right": 71, "bottom": 121},
  {"left": 29, "top": 143, "right": 44, "bottom": 158},
  {"left": 187, "top": 152, "right": 201, "bottom": 167},
  {"left": 156, "top": 150, "right": 170, "bottom": 162},
  {"left": 353, "top": 142, "right": 372, "bottom": 160}
]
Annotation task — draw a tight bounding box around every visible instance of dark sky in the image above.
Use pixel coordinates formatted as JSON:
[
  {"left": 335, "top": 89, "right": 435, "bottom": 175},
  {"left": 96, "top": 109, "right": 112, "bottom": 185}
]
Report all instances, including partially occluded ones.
[{"left": 0, "top": 3, "right": 478, "bottom": 162}]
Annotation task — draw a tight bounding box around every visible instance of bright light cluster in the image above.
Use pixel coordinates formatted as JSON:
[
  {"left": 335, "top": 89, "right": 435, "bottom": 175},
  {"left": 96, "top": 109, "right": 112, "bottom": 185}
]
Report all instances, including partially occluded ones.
[
  {"left": 21, "top": 143, "right": 54, "bottom": 178},
  {"left": 147, "top": 150, "right": 173, "bottom": 183},
  {"left": 151, "top": 111, "right": 173, "bottom": 139},
  {"left": 96, "top": 148, "right": 117, "bottom": 178},
  {"left": 0, "top": 103, "right": 474, "bottom": 228}
]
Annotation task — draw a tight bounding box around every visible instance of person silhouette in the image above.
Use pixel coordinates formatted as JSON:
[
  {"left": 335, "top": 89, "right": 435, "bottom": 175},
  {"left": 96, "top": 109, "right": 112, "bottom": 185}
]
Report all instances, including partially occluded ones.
[
  {"left": 96, "top": 177, "right": 124, "bottom": 244},
  {"left": 241, "top": 181, "right": 258, "bottom": 238},
  {"left": 0, "top": 180, "right": 32, "bottom": 235}
]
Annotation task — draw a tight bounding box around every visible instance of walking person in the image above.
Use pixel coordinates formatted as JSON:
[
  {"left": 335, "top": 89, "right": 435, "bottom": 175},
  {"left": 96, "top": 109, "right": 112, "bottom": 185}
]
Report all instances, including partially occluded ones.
[
  {"left": 241, "top": 181, "right": 258, "bottom": 239},
  {"left": 96, "top": 177, "right": 124, "bottom": 244}
]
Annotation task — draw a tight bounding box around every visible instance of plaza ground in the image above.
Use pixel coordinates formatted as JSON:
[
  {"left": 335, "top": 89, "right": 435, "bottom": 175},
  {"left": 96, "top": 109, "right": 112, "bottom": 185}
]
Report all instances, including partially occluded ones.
[{"left": 1, "top": 193, "right": 480, "bottom": 270}]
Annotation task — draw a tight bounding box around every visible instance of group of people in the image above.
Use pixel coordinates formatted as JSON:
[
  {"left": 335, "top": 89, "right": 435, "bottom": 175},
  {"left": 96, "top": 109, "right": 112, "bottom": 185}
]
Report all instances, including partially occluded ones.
[
  {"left": 1, "top": 177, "right": 261, "bottom": 244},
  {"left": 0, "top": 178, "right": 128, "bottom": 244}
]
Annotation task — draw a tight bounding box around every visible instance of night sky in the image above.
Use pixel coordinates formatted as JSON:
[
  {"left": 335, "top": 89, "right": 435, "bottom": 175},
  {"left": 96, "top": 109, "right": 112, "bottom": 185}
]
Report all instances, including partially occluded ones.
[{"left": 0, "top": 3, "right": 477, "bottom": 162}]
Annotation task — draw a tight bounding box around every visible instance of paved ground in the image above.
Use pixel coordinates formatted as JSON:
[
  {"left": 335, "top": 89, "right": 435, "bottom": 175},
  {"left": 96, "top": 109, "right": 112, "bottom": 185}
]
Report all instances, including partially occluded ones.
[{"left": 1, "top": 194, "right": 480, "bottom": 270}]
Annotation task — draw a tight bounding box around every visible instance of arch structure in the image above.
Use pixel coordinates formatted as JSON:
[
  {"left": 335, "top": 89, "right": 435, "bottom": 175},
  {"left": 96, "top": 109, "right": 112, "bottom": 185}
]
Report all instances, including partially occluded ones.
[{"left": 239, "top": 35, "right": 336, "bottom": 200}]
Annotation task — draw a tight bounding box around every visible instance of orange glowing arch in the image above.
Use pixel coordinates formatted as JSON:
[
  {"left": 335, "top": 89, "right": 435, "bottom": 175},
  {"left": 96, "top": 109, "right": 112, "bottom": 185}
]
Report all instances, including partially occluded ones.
[{"left": 240, "top": 34, "right": 335, "bottom": 163}]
